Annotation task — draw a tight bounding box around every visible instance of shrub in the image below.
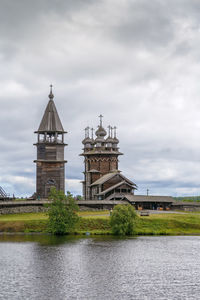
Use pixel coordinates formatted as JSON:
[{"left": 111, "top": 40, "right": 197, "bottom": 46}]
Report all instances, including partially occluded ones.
[
  {"left": 47, "top": 187, "right": 79, "bottom": 235},
  {"left": 110, "top": 204, "right": 137, "bottom": 235}
]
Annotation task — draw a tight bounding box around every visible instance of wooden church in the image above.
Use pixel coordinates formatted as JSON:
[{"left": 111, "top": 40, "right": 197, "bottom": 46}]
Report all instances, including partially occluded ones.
[
  {"left": 80, "top": 116, "right": 137, "bottom": 201},
  {"left": 32, "top": 88, "right": 173, "bottom": 210}
]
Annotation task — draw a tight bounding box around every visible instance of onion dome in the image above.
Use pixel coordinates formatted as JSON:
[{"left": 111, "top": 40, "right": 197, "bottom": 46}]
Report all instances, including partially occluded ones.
[
  {"left": 112, "top": 126, "right": 119, "bottom": 148},
  {"left": 95, "top": 125, "right": 107, "bottom": 137},
  {"left": 95, "top": 129, "right": 106, "bottom": 146},
  {"left": 95, "top": 136, "right": 105, "bottom": 143},
  {"left": 113, "top": 136, "right": 119, "bottom": 144},
  {"left": 95, "top": 126, "right": 106, "bottom": 145},
  {"left": 106, "top": 125, "right": 114, "bottom": 147},
  {"left": 82, "top": 136, "right": 93, "bottom": 145},
  {"left": 95, "top": 115, "right": 107, "bottom": 137},
  {"left": 94, "top": 115, "right": 107, "bottom": 147},
  {"left": 106, "top": 136, "right": 114, "bottom": 143},
  {"left": 112, "top": 138, "right": 119, "bottom": 149},
  {"left": 82, "top": 127, "right": 93, "bottom": 148}
]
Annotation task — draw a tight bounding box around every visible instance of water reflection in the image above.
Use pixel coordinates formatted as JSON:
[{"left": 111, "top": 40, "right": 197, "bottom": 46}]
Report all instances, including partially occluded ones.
[
  {"left": 0, "top": 233, "right": 80, "bottom": 245},
  {"left": 0, "top": 233, "right": 129, "bottom": 245},
  {"left": 1, "top": 235, "right": 200, "bottom": 299}
]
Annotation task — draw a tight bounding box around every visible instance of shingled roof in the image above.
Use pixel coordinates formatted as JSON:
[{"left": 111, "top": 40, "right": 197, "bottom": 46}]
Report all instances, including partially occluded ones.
[
  {"left": 97, "top": 180, "right": 133, "bottom": 195},
  {"left": 90, "top": 171, "right": 137, "bottom": 187},
  {"left": 36, "top": 89, "right": 65, "bottom": 133},
  {"left": 124, "top": 195, "right": 174, "bottom": 203}
]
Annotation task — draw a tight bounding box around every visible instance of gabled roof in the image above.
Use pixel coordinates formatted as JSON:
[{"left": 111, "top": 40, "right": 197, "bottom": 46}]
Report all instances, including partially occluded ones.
[
  {"left": 97, "top": 180, "right": 133, "bottom": 195},
  {"left": 36, "top": 99, "right": 65, "bottom": 133},
  {"left": 90, "top": 171, "right": 137, "bottom": 188},
  {"left": 77, "top": 200, "right": 129, "bottom": 205},
  {"left": 90, "top": 171, "right": 119, "bottom": 186}
]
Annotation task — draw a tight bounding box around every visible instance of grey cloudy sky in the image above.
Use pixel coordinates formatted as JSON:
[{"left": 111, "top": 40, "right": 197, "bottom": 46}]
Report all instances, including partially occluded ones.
[{"left": 1, "top": 0, "right": 200, "bottom": 197}]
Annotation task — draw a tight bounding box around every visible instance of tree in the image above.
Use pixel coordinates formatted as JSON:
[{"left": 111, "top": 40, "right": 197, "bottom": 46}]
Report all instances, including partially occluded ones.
[
  {"left": 47, "top": 187, "right": 79, "bottom": 235},
  {"left": 110, "top": 204, "right": 137, "bottom": 235},
  {"left": 75, "top": 195, "right": 83, "bottom": 201}
]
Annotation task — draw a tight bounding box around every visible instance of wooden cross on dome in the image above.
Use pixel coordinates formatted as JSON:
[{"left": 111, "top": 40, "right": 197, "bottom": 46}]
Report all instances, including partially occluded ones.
[
  {"left": 84, "top": 127, "right": 89, "bottom": 138},
  {"left": 91, "top": 127, "right": 94, "bottom": 139},
  {"left": 99, "top": 114, "right": 103, "bottom": 127}
]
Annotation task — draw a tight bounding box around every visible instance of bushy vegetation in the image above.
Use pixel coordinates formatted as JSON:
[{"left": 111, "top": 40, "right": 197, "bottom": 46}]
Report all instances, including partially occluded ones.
[
  {"left": 173, "top": 196, "right": 200, "bottom": 202},
  {"left": 110, "top": 204, "right": 137, "bottom": 235},
  {"left": 2, "top": 210, "right": 200, "bottom": 235},
  {"left": 47, "top": 188, "right": 79, "bottom": 235}
]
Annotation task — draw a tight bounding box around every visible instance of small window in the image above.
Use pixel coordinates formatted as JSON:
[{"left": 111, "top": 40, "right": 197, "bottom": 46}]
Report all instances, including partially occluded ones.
[{"left": 47, "top": 179, "right": 55, "bottom": 185}]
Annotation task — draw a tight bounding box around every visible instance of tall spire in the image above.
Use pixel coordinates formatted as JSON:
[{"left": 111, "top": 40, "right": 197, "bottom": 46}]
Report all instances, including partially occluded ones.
[
  {"left": 37, "top": 86, "right": 64, "bottom": 132},
  {"left": 49, "top": 84, "right": 54, "bottom": 100}
]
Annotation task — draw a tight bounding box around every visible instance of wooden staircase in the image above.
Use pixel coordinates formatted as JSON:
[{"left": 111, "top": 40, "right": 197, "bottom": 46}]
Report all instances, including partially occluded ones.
[{"left": 0, "top": 186, "right": 9, "bottom": 200}]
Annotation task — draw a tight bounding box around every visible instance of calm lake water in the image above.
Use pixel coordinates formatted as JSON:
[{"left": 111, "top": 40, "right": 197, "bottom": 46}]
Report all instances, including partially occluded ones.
[{"left": 0, "top": 235, "right": 200, "bottom": 300}]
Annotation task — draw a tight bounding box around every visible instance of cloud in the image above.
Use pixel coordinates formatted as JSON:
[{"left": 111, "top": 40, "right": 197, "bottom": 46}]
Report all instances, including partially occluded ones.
[
  {"left": 65, "top": 179, "right": 82, "bottom": 196},
  {"left": 1, "top": 0, "right": 200, "bottom": 197}
]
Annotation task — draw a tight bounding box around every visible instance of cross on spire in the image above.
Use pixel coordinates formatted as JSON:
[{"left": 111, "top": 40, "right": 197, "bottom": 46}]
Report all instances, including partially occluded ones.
[
  {"left": 99, "top": 114, "right": 103, "bottom": 127},
  {"left": 49, "top": 84, "right": 54, "bottom": 99},
  {"left": 91, "top": 127, "right": 94, "bottom": 139},
  {"left": 84, "top": 127, "right": 89, "bottom": 138}
]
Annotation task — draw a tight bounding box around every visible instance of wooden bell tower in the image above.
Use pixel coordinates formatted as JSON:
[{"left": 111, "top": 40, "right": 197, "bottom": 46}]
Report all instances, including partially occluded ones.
[{"left": 34, "top": 86, "right": 67, "bottom": 199}]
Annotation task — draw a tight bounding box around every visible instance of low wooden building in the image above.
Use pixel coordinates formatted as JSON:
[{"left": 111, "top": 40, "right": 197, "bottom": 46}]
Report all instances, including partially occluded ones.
[
  {"left": 124, "top": 195, "right": 174, "bottom": 210},
  {"left": 171, "top": 201, "right": 200, "bottom": 211}
]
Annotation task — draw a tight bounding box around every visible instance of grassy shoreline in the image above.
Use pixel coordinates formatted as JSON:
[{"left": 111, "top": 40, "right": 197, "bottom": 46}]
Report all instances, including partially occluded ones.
[{"left": 1, "top": 211, "right": 200, "bottom": 235}]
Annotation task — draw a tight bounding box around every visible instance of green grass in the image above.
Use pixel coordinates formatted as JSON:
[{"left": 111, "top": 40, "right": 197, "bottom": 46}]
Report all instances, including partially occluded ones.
[
  {"left": 0, "top": 212, "right": 48, "bottom": 221},
  {"left": 134, "top": 213, "right": 200, "bottom": 235},
  {"left": 78, "top": 210, "right": 109, "bottom": 218},
  {"left": 1, "top": 211, "right": 200, "bottom": 235}
]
